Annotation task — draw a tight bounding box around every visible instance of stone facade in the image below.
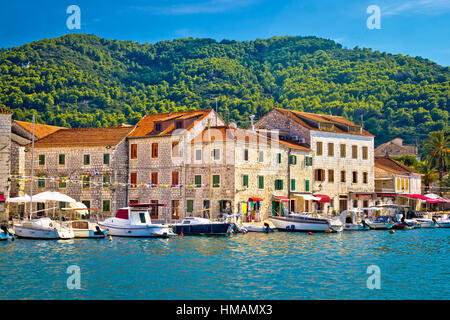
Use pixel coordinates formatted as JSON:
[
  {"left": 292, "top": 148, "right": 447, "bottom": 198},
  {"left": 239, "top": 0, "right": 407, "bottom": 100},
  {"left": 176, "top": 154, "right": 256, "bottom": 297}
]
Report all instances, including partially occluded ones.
[
  {"left": 0, "top": 110, "right": 12, "bottom": 221},
  {"left": 256, "top": 108, "right": 375, "bottom": 214},
  {"left": 127, "top": 110, "right": 222, "bottom": 221},
  {"left": 186, "top": 126, "right": 313, "bottom": 220},
  {"left": 23, "top": 135, "right": 130, "bottom": 218}
]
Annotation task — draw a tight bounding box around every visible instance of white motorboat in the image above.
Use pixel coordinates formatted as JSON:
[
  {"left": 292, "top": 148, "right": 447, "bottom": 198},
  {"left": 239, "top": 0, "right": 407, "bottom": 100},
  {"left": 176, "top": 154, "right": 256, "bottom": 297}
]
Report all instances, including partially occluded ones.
[
  {"left": 414, "top": 218, "right": 436, "bottom": 228},
  {"left": 98, "top": 203, "right": 175, "bottom": 238},
  {"left": 242, "top": 222, "right": 275, "bottom": 233},
  {"left": 270, "top": 213, "right": 332, "bottom": 232},
  {"left": 14, "top": 217, "right": 74, "bottom": 239},
  {"left": 339, "top": 210, "right": 370, "bottom": 231},
  {"left": 68, "top": 220, "right": 107, "bottom": 238},
  {"left": 365, "top": 216, "right": 395, "bottom": 230},
  {"left": 434, "top": 215, "right": 450, "bottom": 228}
]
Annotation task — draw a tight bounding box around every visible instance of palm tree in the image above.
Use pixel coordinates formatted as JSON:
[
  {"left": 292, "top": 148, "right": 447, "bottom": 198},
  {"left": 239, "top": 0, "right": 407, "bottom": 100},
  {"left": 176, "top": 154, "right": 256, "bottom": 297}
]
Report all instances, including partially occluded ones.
[
  {"left": 422, "top": 130, "right": 449, "bottom": 195},
  {"left": 417, "top": 162, "right": 437, "bottom": 193}
]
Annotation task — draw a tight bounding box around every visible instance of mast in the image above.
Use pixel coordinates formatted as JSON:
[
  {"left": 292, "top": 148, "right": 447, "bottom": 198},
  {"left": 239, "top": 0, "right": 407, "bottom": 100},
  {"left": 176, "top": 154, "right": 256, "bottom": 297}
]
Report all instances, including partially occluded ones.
[{"left": 29, "top": 114, "right": 35, "bottom": 220}]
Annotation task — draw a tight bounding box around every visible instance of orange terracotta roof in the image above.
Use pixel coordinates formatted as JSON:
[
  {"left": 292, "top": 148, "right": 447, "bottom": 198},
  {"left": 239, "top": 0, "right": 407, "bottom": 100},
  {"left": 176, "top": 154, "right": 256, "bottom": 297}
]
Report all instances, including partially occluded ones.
[
  {"left": 191, "top": 126, "right": 310, "bottom": 151},
  {"left": 14, "top": 120, "right": 64, "bottom": 139},
  {"left": 0, "top": 107, "right": 13, "bottom": 115},
  {"left": 274, "top": 108, "right": 374, "bottom": 137},
  {"left": 31, "top": 126, "right": 135, "bottom": 148},
  {"left": 129, "top": 110, "right": 213, "bottom": 137},
  {"left": 375, "top": 157, "right": 421, "bottom": 175}
]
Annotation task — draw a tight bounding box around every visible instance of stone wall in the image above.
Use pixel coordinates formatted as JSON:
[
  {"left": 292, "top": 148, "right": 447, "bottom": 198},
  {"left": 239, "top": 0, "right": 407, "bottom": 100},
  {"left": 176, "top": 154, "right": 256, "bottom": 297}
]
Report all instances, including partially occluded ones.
[
  {"left": 23, "top": 139, "right": 129, "bottom": 218},
  {"left": 0, "top": 114, "right": 12, "bottom": 221}
]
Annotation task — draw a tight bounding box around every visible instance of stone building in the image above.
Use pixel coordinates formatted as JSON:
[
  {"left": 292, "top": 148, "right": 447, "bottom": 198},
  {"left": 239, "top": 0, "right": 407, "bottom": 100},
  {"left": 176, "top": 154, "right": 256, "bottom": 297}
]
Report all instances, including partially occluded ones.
[
  {"left": 0, "top": 107, "right": 13, "bottom": 221},
  {"left": 186, "top": 125, "right": 312, "bottom": 220},
  {"left": 375, "top": 138, "right": 419, "bottom": 160},
  {"left": 10, "top": 120, "right": 63, "bottom": 198},
  {"left": 256, "top": 108, "right": 375, "bottom": 214},
  {"left": 374, "top": 156, "right": 422, "bottom": 209},
  {"left": 22, "top": 125, "right": 135, "bottom": 218},
  {"left": 126, "top": 109, "right": 223, "bottom": 222}
]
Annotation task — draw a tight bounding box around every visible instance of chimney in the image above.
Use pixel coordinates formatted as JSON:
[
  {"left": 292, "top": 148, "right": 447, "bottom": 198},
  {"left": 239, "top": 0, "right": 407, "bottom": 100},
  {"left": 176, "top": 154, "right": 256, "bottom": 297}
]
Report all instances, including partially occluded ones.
[{"left": 250, "top": 115, "right": 255, "bottom": 131}]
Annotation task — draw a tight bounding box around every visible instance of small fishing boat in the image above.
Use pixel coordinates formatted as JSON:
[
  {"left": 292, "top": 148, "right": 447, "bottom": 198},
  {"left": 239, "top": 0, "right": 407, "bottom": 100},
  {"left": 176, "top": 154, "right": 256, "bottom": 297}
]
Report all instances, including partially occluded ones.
[
  {"left": 433, "top": 215, "right": 450, "bottom": 228},
  {"left": 242, "top": 222, "right": 275, "bottom": 233},
  {"left": 414, "top": 218, "right": 436, "bottom": 228},
  {"left": 0, "top": 225, "right": 14, "bottom": 241},
  {"left": 366, "top": 215, "right": 395, "bottom": 230},
  {"left": 270, "top": 213, "right": 333, "bottom": 232},
  {"left": 14, "top": 217, "right": 74, "bottom": 239},
  {"left": 339, "top": 210, "right": 370, "bottom": 231},
  {"left": 98, "top": 203, "right": 175, "bottom": 238},
  {"left": 68, "top": 220, "right": 107, "bottom": 238},
  {"left": 172, "top": 217, "right": 231, "bottom": 235}
]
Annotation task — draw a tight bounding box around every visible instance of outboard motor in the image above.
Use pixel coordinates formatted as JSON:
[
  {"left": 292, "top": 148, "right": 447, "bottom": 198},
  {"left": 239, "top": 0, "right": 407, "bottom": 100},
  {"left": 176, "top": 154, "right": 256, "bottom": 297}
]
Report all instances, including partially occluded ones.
[
  {"left": 1, "top": 225, "right": 11, "bottom": 235},
  {"left": 263, "top": 222, "right": 271, "bottom": 233},
  {"left": 361, "top": 219, "right": 368, "bottom": 229},
  {"left": 94, "top": 225, "right": 105, "bottom": 236}
]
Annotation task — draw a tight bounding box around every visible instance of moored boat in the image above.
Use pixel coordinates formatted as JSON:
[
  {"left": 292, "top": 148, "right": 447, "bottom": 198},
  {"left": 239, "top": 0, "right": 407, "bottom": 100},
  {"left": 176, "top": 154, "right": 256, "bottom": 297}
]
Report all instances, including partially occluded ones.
[
  {"left": 270, "top": 213, "right": 332, "bottom": 232},
  {"left": 68, "top": 220, "right": 107, "bottom": 238},
  {"left": 433, "top": 215, "right": 450, "bottom": 228},
  {"left": 242, "top": 222, "right": 275, "bottom": 233},
  {"left": 366, "top": 215, "right": 395, "bottom": 230},
  {"left": 172, "top": 217, "right": 231, "bottom": 235},
  {"left": 339, "top": 210, "right": 370, "bottom": 231},
  {"left": 13, "top": 217, "right": 74, "bottom": 239},
  {"left": 98, "top": 203, "right": 175, "bottom": 238},
  {"left": 0, "top": 225, "right": 14, "bottom": 241}
]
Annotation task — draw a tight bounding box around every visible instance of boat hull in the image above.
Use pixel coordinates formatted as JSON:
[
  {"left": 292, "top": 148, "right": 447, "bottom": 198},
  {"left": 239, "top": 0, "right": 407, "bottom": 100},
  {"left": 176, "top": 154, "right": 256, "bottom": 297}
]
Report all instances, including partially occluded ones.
[
  {"left": 343, "top": 223, "right": 370, "bottom": 231},
  {"left": 242, "top": 223, "right": 274, "bottom": 233},
  {"left": 13, "top": 225, "right": 74, "bottom": 239},
  {"left": 0, "top": 232, "right": 13, "bottom": 241},
  {"left": 436, "top": 220, "right": 450, "bottom": 228},
  {"left": 73, "top": 229, "right": 107, "bottom": 238},
  {"left": 172, "top": 223, "right": 231, "bottom": 235},
  {"left": 366, "top": 222, "right": 394, "bottom": 230},
  {"left": 270, "top": 216, "right": 330, "bottom": 232},
  {"left": 98, "top": 223, "right": 172, "bottom": 237}
]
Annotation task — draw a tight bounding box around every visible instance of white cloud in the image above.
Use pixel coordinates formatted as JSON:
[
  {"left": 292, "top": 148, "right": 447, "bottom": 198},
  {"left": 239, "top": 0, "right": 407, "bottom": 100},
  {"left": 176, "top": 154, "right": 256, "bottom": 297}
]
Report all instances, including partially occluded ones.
[
  {"left": 135, "top": 0, "right": 260, "bottom": 16},
  {"left": 382, "top": 0, "right": 450, "bottom": 16}
]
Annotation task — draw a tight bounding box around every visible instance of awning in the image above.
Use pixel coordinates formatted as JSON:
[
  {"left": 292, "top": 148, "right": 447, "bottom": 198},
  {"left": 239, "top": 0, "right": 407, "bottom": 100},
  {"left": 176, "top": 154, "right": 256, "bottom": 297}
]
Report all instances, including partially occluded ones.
[
  {"left": 7, "top": 194, "right": 33, "bottom": 202},
  {"left": 274, "top": 196, "right": 289, "bottom": 203},
  {"left": 399, "top": 194, "right": 438, "bottom": 202},
  {"left": 313, "top": 194, "right": 330, "bottom": 203},
  {"left": 32, "top": 191, "right": 76, "bottom": 203},
  {"left": 249, "top": 197, "right": 263, "bottom": 202},
  {"left": 425, "top": 194, "right": 450, "bottom": 203},
  {"left": 376, "top": 193, "right": 396, "bottom": 197},
  {"left": 292, "top": 193, "right": 321, "bottom": 201},
  {"left": 0, "top": 194, "right": 5, "bottom": 202},
  {"left": 355, "top": 193, "right": 373, "bottom": 198}
]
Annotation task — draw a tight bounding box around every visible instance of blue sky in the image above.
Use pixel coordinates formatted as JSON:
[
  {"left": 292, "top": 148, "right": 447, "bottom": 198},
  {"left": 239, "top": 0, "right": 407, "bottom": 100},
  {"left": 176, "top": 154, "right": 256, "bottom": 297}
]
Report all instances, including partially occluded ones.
[{"left": 1, "top": 0, "right": 449, "bottom": 65}]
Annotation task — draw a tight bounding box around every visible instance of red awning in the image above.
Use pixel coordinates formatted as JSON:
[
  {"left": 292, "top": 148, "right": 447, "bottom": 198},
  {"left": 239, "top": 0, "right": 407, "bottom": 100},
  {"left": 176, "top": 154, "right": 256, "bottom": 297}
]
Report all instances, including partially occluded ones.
[
  {"left": 313, "top": 194, "right": 330, "bottom": 203},
  {"left": 249, "top": 197, "right": 263, "bottom": 202},
  {"left": 376, "top": 193, "right": 396, "bottom": 197},
  {"left": 0, "top": 194, "right": 5, "bottom": 202},
  {"left": 274, "top": 196, "right": 289, "bottom": 203},
  {"left": 356, "top": 193, "right": 373, "bottom": 198},
  {"left": 400, "top": 194, "right": 435, "bottom": 201}
]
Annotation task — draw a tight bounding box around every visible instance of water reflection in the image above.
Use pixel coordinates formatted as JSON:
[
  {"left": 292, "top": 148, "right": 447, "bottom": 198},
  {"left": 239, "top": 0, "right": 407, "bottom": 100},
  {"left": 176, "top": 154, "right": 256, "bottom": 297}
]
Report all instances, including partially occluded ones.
[{"left": 0, "top": 229, "right": 449, "bottom": 300}]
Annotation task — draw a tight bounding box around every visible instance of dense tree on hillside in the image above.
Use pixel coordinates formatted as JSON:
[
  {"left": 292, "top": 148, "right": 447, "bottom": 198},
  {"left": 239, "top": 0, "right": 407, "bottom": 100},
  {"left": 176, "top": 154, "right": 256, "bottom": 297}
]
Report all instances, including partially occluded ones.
[{"left": 0, "top": 34, "right": 448, "bottom": 147}]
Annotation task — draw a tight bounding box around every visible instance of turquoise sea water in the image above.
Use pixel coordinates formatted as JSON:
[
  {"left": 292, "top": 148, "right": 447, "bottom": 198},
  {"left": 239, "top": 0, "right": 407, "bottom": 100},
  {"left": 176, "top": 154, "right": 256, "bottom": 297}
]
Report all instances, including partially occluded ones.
[{"left": 0, "top": 229, "right": 449, "bottom": 300}]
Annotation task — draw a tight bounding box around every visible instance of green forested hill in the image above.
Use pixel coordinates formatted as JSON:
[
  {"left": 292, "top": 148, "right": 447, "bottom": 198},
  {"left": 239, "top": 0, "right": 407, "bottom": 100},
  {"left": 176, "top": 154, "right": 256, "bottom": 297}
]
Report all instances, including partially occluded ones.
[{"left": 0, "top": 33, "right": 448, "bottom": 145}]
